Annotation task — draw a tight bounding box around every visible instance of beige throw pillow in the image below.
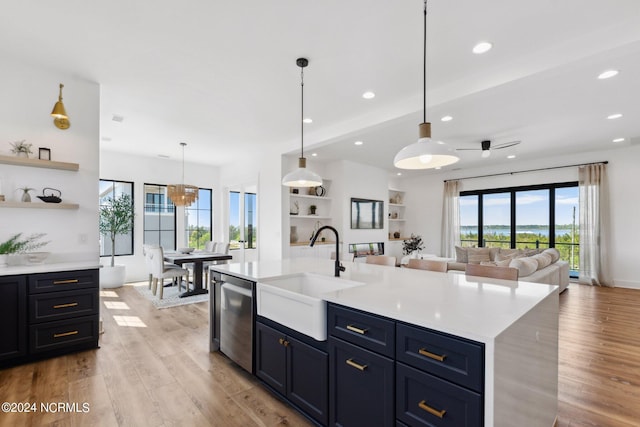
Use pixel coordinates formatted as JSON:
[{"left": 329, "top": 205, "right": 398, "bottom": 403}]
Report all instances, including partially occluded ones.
[
  {"left": 543, "top": 248, "right": 560, "bottom": 263},
  {"left": 532, "top": 253, "right": 552, "bottom": 270},
  {"left": 495, "top": 258, "right": 511, "bottom": 267},
  {"left": 509, "top": 257, "right": 538, "bottom": 277},
  {"left": 455, "top": 246, "right": 468, "bottom": 263},
  {"left": 467, "top": 247, "right": 491, "bottom": 264}
]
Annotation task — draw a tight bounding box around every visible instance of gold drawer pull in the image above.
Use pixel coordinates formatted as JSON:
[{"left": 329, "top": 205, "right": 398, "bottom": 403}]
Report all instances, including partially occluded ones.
[
  {"left": 346, "top": 358, "right": 368, "bottom": 371},
  {"left": 53, "top": 302, "right": 78, "bottom": 309},
  {"left": 53, "top": 330, "right": 79, "bottom": 338},
  {"left": 346, "top": 324, "right": 368, "bottom": 335},
  {"left": 419, "top": 348, "right": 447, "bottom": 362},
  {"left": 53, "top": 279, "right": 79, "bottom": 285},
  {"left": 278, "top": 338, "right": 289, "bottom": 347},
  {"left": 418, "top": 400, "right": 446, "bottom": 419}
]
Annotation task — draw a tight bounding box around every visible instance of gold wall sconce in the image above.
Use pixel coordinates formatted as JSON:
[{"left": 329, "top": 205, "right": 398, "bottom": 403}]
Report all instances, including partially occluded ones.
[{"left": 51, "top": 83, "right": 70, "bottom": 129}]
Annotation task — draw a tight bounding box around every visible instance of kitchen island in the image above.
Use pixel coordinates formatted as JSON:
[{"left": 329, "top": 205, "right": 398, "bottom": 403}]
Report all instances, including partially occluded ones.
[{"left": 209, "top": 258, "right": 558, "bottom": 427}]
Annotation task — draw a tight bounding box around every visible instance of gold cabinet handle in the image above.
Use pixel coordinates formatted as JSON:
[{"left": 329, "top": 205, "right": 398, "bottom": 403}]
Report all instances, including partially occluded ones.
[
  {"left": 53, "top": 302, "right": 78, "bottom": 309},
  {"left": 419, "top": 348, "right": 447, "bottom": 362},
  {"left": 418, "top": 400, "right": 446, "bottom": 419},
  {"left": 53, "top": 330, "right": 79, "bottom": 338},
  {"left": 53, "top": 279, "right": 79, "bottom": 285},
  {"left": 346, "top": 324, "right": 368, "bottom": 335},
  {"left": 346, "top": 358, "right": 368, "bottom": 371},
  {"left": 278, "top": 338, "right": 290, "bottom": 347}
]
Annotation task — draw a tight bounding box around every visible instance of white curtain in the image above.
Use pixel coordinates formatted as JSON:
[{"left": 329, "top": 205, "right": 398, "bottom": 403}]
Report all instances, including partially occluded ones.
[
  {"left": 441, "top": 180, "right": 461, "bottom": 258},
  {"left": 578, "top": 163, "right": 612, "bottom": 286}
]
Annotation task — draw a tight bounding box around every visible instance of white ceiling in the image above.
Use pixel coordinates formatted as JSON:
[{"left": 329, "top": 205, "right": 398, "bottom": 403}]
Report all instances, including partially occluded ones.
[{"left": 2, "top": 0, "right": 639, "bottom": 176}]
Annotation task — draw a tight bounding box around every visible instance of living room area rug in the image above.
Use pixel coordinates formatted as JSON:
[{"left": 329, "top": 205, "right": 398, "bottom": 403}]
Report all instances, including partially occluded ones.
[{"left": 131, "top": 281, "right": 209, "bottom": 309}]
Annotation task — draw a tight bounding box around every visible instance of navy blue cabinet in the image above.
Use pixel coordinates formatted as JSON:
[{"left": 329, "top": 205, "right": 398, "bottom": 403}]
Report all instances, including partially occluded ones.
[
  {"left": 0, "top": 275, "right": 27, "bottom": 362},
  {"left": 256, "top": 321, "right": 329, "bottom": 426}
]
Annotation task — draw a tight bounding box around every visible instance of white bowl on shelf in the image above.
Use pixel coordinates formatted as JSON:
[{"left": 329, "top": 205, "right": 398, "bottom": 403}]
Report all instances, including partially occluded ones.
[{"left": 26, "top": 251, "right": 50, "bottom": 264}]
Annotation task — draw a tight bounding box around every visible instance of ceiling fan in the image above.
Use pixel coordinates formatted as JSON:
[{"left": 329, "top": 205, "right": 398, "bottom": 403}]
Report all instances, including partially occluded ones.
[{"left": 456, "top": 139, "right": 520, "bottom": 158}]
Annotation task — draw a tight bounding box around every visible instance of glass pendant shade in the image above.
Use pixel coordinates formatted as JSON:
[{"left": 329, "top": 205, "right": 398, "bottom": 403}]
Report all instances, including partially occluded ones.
[
  {"left": 282, "top": 157, "right": 323, "bottom": 187},
  {"left": 51, "top": 83, "right": 68, "bottom": 119}
]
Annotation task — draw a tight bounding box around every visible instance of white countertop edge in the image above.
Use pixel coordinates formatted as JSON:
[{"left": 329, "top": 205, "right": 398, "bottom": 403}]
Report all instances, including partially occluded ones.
[{"left": 0, "top": 261, "right": 100, "bottom": 276}]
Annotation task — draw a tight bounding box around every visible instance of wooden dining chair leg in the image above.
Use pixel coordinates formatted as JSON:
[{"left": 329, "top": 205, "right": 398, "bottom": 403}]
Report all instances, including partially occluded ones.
[
  {"left": 151, "top": 277, "right": 157, "bottom": 295},
  {"left": 148, "top": 273, "right": 153, "bottom": 290}
]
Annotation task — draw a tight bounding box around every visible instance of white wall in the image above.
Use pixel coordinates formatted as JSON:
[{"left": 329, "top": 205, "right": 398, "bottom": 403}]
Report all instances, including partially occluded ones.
[
  {"left": 100, "top": 150, "right": 220, "bottom": 281},
  {"left": 401, "top": 144, "right": 640, "bottom": 289},
  {"left": 0, "top": 59, "right": 100, "bottom": 263}
]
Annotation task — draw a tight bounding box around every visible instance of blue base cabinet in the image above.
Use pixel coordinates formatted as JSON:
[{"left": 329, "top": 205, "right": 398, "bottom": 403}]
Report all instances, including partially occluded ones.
[
  {"left": 0, "top": 276, "right": 27, "bottom": 362},
  {"left": 256, "top": 320, "right": 328, "bottom": 426}
]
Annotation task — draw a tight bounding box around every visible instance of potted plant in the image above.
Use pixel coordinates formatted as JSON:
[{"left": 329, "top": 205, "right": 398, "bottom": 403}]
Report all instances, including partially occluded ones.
[
  {"left": 99, "top": 194, "right": 134, "bottom": 288},
  {"left": 9, "top": 140, "right": 33, "bottom": 158},
  {"left": 402, "top": 233, "right": 424, "bottom": 257},
  {"left": 0, "top": 233, "right": 48, "bottom": 267}
]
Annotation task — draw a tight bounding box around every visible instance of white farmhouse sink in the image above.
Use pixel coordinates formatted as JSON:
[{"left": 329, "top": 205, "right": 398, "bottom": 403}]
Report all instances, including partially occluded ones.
[{"left": 257, "top": 273, "right": 364, "bottom": 341}]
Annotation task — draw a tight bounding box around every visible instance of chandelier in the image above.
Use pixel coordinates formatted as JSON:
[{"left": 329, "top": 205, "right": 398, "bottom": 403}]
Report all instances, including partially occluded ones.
[{"left": 168, "top": 142, "right": 199, "bottom": 207}]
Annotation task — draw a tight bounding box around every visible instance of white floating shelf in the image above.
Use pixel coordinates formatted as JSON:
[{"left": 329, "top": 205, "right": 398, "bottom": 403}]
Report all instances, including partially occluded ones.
[
  {"left": 0, "top": 154, "right": 79, "bottom": 171},
  {"left": 388, "top": 218, "right": 406, "bottom": 222},
  {"left": 389, "top": 203, "right": 405, "bottom": 207},
  {"left": 290, "top": 215, "right": 332, "bottom": 219},
  {"left": 0, "top": 201, "right": 79, "bottom": 210},
  {"left": 290, "top": 194, "right": 332, "bottom": 200}
]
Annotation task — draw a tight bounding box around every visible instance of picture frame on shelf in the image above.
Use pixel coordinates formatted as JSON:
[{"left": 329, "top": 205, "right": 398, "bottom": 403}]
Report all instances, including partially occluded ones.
[{"left": 39, "top": 147, "right": 51, "bottom": 161}]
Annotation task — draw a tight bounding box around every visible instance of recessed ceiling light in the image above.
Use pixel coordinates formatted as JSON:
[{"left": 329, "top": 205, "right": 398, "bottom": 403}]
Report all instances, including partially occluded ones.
[
  {"left": 440, "top": 115, "right": 453, "bottom": 122},
  {"left": 362, "top": 91, "right": 375, "bottom": 99},
  {"left": 612, "top": 138, "right": 625, "bottom": 143},
  {"left": 311, "top": 152, "right": 318, "bottom": 156},
  {"left": 598, "top": 70, "right": 619, "bottom": 80},
  {"left": 507, "top": 155, "right": 516, "bottom": 159},
  {"left": 354, "top": 141, "right": 363, "bottom": 146},
  {"left": 607, "top": 113, "right": 623, "bottom": 120},
  {"left": 396, "top": 172, "right": 402, "bottom": 176},
  {"left": 303, "top": 117, "right": 313, "bottom": 124},
  {"left": 472, "top": 42, "right": 493, "bottom": 54}
]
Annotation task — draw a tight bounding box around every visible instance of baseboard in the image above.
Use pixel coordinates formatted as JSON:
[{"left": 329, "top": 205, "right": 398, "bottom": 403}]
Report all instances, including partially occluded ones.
[{"left": 614, "top": 279, "right": 640, "bottom": 290}]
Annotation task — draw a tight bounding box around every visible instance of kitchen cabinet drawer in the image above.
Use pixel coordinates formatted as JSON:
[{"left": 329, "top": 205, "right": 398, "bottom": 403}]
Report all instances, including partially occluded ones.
[
  {"left": 328, "top": 303, "right": 395, "bottom": 358},
  {"left": 397, "top": 363, "right": 482, "bottom": 427},
  {"left": 397, "top": 323, "right": 484, "bottom": 393},
  {"left": 29, "top": 315, "right": 99, "bottom": 354},
  {"left": 28, "top": 269, "right": 98, "bottom": 294},
  {"left": 329, "top": 336, "right": 395, "bottom": 427},
  {"left": 29, "top": 288, "right": 99, "bottom": 323}
]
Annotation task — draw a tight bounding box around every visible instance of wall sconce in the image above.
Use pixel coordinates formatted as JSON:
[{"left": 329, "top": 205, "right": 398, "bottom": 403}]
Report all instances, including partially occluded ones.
[{"left": 51, "top": 83, "right": 70, "bottom": 130}]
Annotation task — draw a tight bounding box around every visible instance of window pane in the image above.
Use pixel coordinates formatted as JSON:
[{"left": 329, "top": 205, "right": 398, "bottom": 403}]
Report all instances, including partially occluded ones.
[
  {"left": 555, "top": 186, "right": 580, "bottom": 275},
  {"left": 143, "top": 184, "right": 175, "bottom": 249},
  {"left": 459, "top": 195, "right": 478, "bottom": 247},
  {"left": 229, "top": 191, "right": 241, "bottom": 249},
  {"left": 515, "top": 189, "right": 549, "bottom": 249},
  {"left": 99, "top": 179, "right": 133, "bottom": 257},
  {"left": 185, "top": 188, "right": 212, "bottom": 250},
  {"left": 245, "top": 193, "right": 257, "bottom": 249},
  {"left": 482, "top": 193, "right": 510, "bottom": 248}
]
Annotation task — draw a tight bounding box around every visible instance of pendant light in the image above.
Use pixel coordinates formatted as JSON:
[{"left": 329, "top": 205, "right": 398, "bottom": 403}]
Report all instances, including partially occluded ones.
[
  {"left": 167, "top": 142, "right": 199, "bottom": 207},
  {"left": 51, "top": 83, "right": 71, "bottom": 130},
  {"left": 394, "top": 0, "right": 459, "bottom": 169},
  {"left": 282, "top": 58, "right": 322, "bottom": 187}
]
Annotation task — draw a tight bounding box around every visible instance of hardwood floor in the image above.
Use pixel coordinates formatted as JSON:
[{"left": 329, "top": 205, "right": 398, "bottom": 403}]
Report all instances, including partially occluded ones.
[{"left": 0, "top": 282, "right": 638, "bottom": 426}]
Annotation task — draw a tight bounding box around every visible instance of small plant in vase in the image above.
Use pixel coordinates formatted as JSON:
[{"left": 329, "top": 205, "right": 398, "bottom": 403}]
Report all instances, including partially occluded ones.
[
  {"left": 9, "top": 140, "right": 33, "bottom": 158},
  {"left": 0, "top": 233, "right": 49, "bottom": 267},
  {"left": 402, "top": 234, "right": 424, "bottom": 257}
]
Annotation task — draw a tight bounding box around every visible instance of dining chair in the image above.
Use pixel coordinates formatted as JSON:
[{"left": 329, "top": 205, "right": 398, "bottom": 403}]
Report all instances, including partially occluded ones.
[
  {"left": 148, "top": 246, "right": 190, "bottom": 299},
  {"left": 204, "top": 242, "right": 231, "bottom": 288},
  {"left": 406, "top": 258, "right": 448, "bottom": 272},
  {"left": 465, "top": 263, "right": 519, "bottom": 281},
  {"left": 143, "top": 244, "right": 181, "bottom": 289},
  {"left": 365, "top": 255, "right": 397, "bottom": 267},
  {"left": 204, "top": 241, "right": 215, "bottom": 252}
]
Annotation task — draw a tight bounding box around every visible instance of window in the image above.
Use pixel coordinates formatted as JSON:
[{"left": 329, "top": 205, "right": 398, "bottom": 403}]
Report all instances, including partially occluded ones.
[
  {"left": 229, "top": 190, "right": 258, "bottom": 251},
  {"left": 229, "top": 191, "right": 241, "bottom": 249},
  {"left": 244, "top": 192, "right": 257, "bottom": 249},
  {"left": 460, "top": 182, "right": 579, "bottom": 275},
  {"left": 99, "top": 179, "right": 134, "bottom": 257},
  {"left": 185, "top": 188, "right": 212, "bottom": 250},
  {"left": 143, "top": 184, "right": 175, "bottom": 249}
]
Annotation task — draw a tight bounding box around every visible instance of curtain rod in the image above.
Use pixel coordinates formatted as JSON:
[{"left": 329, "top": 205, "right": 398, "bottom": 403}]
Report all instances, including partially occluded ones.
[{"left": 443, "top": 160, "right": 608, "bottom": 182}]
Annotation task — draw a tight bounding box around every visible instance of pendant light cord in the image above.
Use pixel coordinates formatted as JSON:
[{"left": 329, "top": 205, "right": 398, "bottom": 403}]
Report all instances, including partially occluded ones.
[
  {"left": 423, "top": 0, "right": 427, "bottom": 124},
  {"left": 300, "top": 66, "right": 305, "bottom": 159}
]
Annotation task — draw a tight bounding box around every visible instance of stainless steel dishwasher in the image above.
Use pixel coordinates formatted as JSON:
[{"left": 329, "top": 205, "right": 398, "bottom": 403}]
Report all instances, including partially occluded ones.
[{"left": 219, "top": 275, "right": 254, "bottom": 373}]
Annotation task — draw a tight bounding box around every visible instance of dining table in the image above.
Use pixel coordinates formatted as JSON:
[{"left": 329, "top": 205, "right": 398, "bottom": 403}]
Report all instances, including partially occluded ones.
[{"left": 164, "top": 250, "right": 233, "bottom": 298}]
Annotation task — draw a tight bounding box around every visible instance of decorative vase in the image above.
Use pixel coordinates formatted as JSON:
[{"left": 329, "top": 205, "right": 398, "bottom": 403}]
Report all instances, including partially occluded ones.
[
  {"left": 290, "top": 226, "right": 298, "bottom": 243},
  {"left": 309, "top": 206, "right": 317, "bottom": 215},
  {"left": 393, "top": 231, "right": 400, "bottom": 239},
  {"left": 21, "top": 189, "right": 32, "bottom": 202},
  {"left": 17, "top": 152, "right": 28, "bottom": 158}
]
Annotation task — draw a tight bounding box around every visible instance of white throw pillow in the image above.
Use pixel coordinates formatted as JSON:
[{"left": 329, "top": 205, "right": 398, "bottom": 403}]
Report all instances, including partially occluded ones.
[
  {"left": 467, "top": 247, "right": 491, "bottom": 264},
  {"left": 532, "top": 252, "right": 552, "bottom": 270},
  {"left": 543, "top": 248, "right": 560, "bottom": 263},
  {"left": 455, "top": 246, "right": 468, "bottom": 263},
  {"left": 495, "top": 258, "right": 511, "bottom": 268},
  {"left": 509, "top": 257, "right": 538, "bottom": 277}
]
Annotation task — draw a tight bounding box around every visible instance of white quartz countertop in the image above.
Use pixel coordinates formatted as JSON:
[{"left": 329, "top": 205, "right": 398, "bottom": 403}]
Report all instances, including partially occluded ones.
[
  {"left": 210, "top": 258, "right": 559, "bottom": 343},
  {"left": 0, "top": 261, "right": 100, "bottom": 276}
]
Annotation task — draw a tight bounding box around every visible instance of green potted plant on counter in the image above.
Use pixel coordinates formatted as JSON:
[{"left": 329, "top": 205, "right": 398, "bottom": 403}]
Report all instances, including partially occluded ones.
[
  {"left": 99, "top": 194, "right": 134, "bottom": 288},
  {"left": 0, "top": 233, "right": 48, "bottom": 267}
]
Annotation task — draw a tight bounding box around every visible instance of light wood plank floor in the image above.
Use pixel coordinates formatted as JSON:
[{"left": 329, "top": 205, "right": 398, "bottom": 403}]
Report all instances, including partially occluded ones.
[{"left": 0, "top": 283, "right": 638, "bottom": 426}]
